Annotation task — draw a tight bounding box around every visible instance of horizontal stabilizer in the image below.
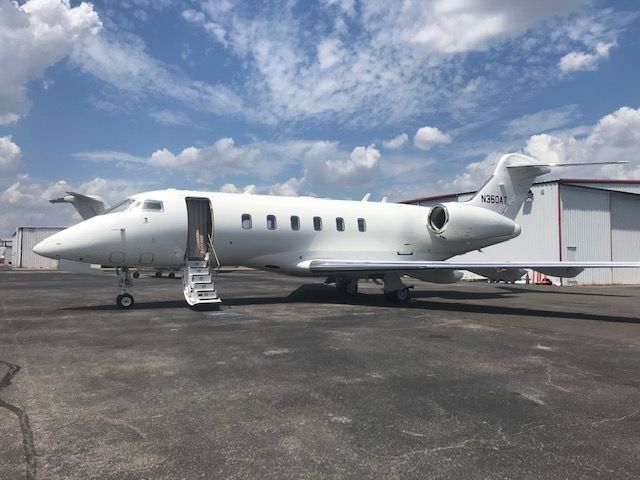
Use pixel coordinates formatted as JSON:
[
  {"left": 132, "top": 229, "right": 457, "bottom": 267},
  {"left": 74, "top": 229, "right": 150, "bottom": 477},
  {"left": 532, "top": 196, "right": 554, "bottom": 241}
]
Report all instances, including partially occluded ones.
[
  {"left": 506, "top": 161, "right": 627, "bottom": 168},
  {"left": 50, "top": 191, "right": 109, "bottom": 220}
]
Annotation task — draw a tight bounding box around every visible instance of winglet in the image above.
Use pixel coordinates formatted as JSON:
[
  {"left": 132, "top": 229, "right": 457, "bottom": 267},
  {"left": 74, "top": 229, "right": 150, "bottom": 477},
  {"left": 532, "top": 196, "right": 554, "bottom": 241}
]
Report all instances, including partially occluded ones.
[{"left": 361, "top": 193, "right": 371, "bottom": 202}]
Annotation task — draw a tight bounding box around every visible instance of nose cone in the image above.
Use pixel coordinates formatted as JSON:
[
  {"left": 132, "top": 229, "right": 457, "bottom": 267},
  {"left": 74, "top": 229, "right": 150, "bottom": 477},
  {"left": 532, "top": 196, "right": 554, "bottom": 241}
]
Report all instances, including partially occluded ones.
[{"left": 33, "top": 235, "right": 61, "bottom": 259}]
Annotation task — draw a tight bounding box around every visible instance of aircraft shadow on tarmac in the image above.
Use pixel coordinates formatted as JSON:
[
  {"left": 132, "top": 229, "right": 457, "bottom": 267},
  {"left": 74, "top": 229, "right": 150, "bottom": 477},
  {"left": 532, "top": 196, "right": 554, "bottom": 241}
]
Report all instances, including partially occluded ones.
[{"left": 62, "top": 283, "right": 640, "bottom": 324}]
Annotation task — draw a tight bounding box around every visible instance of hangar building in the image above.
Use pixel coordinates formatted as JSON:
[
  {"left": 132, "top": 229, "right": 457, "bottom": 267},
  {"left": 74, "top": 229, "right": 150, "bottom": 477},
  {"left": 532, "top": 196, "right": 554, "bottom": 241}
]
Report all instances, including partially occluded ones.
[
  {"left": 11, "top": 227, "right": 66, "bottom": 270},
  {"left": 403, "top": 179, "right": 640, "bottom": 285}
]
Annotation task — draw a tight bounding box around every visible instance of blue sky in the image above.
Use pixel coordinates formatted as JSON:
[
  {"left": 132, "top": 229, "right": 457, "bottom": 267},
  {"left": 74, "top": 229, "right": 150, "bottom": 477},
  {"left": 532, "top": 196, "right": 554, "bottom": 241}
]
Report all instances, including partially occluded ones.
[{"left": 1, "top": 0, "right": 640, "bottom": 236}]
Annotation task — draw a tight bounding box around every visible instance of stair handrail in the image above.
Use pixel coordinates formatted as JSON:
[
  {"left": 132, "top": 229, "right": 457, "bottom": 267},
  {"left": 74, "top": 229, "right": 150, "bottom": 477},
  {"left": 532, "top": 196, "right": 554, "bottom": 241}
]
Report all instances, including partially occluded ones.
[{"left": 207, "top": 234, "right": 221, "bottom": 272}]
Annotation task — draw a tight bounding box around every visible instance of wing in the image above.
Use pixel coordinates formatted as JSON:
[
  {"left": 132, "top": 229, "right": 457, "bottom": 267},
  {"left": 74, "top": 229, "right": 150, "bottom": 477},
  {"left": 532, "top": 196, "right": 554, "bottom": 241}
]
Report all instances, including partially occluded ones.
[{"left": 303, "top": 260, "right": 640, "bottom": 278}]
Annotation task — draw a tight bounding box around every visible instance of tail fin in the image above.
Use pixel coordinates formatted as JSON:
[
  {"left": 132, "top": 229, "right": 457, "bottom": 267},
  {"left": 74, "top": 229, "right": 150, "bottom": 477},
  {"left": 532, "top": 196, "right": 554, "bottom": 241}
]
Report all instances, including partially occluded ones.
[
  {"left": 467, "top": 153, "right": 627, "bottom": 219},
  {"left": 467, "top": 154, "right": 549, "bottom": 220}
]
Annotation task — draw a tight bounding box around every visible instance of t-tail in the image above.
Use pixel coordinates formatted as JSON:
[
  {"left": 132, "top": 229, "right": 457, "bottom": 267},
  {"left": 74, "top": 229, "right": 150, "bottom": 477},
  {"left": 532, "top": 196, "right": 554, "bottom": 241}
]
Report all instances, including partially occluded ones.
[{"left": 467, "top": 153, "right": 626, "bottom": 220}]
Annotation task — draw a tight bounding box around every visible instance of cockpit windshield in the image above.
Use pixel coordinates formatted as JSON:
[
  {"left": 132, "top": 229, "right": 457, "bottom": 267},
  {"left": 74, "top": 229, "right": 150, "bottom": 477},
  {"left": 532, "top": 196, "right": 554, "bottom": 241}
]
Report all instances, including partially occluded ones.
[
  {"left": 104, "top": 198, "right": 136, "bottom": 214},
  {"left": 104, "top": 198, "right": 164, "bottom": 214}
]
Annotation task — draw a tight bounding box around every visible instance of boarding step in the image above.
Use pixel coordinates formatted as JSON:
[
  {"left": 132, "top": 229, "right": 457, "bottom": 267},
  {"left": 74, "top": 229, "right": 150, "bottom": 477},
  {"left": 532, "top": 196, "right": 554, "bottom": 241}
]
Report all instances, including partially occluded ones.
[
  {"left": 187, "top": 260, "right": 208, "bottom": 268},
  {"left": 181, "top": 262, "right": 221, "bottom": 306},
  {"left": 191, "top": 274, "right": 212, "bottom": 283}
]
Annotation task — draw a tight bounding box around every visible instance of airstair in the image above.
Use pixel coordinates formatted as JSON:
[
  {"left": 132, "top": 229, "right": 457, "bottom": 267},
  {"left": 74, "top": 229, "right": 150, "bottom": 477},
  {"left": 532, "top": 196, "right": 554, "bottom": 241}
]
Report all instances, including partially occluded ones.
[
  {"left": 182, "top": 197, "right": 222, "bottom": 306},
  {"left": 182, "top": 257, "right": 221, "bottom": 306}
]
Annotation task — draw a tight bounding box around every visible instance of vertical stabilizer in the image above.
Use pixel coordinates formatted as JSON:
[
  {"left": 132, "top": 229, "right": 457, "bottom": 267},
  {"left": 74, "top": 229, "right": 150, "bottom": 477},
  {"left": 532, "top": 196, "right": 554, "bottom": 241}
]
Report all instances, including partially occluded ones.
[{"left": 467, "top": 153, "right": 550, "bottom": 220}]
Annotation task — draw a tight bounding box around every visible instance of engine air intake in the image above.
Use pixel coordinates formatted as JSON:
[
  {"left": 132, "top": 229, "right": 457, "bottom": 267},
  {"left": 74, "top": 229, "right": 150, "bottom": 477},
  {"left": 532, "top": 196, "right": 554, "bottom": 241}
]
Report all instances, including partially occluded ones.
[{"left": 428, "top": 205, "right": 448, "bottom": 232}]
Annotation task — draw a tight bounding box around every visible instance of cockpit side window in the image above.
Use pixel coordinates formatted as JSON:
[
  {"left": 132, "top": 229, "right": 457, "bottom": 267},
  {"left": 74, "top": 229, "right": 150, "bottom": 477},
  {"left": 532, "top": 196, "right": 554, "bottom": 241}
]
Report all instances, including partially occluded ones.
[
  {"left": 104, "top": 198, "right": 135, "bottom": 214},
  {"left": 142, "top": 200, "right": 164, "bottom": 211}
]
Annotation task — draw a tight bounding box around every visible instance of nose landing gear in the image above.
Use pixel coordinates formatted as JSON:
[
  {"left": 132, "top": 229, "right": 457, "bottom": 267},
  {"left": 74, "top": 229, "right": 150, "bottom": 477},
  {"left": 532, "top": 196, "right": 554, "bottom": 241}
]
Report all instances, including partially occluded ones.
[{"left": 115, "top": 266, "right": 135, "bottom": 309}]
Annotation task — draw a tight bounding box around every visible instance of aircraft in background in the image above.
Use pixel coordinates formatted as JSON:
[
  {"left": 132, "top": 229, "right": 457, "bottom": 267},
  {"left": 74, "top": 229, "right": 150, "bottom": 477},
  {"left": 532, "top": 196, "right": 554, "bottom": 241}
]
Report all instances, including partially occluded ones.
[{"left": 34, "top": 153, "right": 640, "bottom": 309}]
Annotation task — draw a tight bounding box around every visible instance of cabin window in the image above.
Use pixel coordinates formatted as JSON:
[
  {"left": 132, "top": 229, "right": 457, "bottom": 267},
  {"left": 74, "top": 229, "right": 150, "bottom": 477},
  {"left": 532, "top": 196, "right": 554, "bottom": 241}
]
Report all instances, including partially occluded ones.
[
  {"left": 241, "top": 214, "right": 252, "bottom": 229},
  {"left": 291, "top": 215, "right": 300, "bottom": 231},
  {"left": 267, "top": 214, "right": 277, "bottom": 230},
  {"left": 336, "top": 217, "right": 345, "bottom": 231},
  {"left": 358, "top": 218, "right": 366, "bottom": 232},
  {"left": 142, "top": 200, "right": 163, "bottom": 211},
  {"left": 313, "top": 216, "right": 323, "bottom": 231}
]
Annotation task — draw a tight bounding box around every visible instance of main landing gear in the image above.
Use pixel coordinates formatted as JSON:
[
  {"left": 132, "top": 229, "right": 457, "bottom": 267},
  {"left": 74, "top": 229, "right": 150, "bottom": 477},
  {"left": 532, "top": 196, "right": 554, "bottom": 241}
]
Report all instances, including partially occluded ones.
[
  {"left": 330, "top": 274, "right": 412, "bottom": 302},
  {"left": 382, "top": 273, "right": 412, "bottom": 302},
  {"left": 115, "top": 266, "right": 135, "bottom": 309},
  {"left": 336, "top": 277, "right": 358, "bottom": 296}
]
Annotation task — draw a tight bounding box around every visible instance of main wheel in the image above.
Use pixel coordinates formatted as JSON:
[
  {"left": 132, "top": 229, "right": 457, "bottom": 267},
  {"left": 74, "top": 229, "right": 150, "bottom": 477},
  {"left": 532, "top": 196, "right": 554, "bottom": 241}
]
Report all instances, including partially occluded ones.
[
  {"left": 168, "top": 271, "right": 176, "bottom": 279},
  {"left": 116, "top": 293, "right": 135, "bottom": 309},
  {"left": 395, "top": 288, "right": 410, "bottom": 302},
  {"left": 336, "top": 279, "right": 358, "bottom": 296},
  {"left": 385, "top": 288, "right": 410, "bottom": 302}
]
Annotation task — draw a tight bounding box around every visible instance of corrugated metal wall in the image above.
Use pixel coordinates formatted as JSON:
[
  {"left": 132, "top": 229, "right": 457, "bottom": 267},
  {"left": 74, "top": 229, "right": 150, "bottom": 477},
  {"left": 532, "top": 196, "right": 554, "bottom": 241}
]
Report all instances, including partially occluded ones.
[
  {"left": 561, "top": 186, "right": 611, "bottom": 284},
  {"left": 611, "top": 193, "right": 640, "bottom": 284},
  {"left": 13, "top": 227, "right": 63, "bottom": 269}
]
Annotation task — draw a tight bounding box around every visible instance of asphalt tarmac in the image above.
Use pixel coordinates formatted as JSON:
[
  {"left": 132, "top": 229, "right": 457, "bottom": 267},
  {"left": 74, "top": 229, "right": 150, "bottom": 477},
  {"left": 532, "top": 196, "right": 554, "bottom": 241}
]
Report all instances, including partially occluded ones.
[{"left": 1, "top": 267, "right": 639, "bottom": 479}]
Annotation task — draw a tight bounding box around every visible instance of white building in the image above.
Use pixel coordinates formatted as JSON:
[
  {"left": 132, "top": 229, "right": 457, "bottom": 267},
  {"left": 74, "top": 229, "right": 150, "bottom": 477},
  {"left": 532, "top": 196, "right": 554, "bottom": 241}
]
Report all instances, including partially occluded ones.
[
  {"left": 11, "top": 227, "right": 66, "bottom": 269},
  {"left": 403, "top": 179, "right": 640, "bottom": 285}
]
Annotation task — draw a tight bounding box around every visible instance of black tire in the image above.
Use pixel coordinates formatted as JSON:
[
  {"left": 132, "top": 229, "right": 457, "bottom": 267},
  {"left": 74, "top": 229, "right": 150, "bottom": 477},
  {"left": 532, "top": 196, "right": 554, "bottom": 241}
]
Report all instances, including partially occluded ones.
[
  {"left": 133, "top": 271, "right": 140, "bottom": 279},
  {"left": 395, "top": 288, "right": 410, "bottom": 302},
  {"left": 154, "top": 271, "right": 162, "bottom": 278},
  {"left": 385, "top": 288, "right": 410, "bottom": 302},
  {"left": 116, "top": 293, "right": 135, "bottom": 309},
  {"left": 168, "top": 272, "right": 176, "bottom": 279}
]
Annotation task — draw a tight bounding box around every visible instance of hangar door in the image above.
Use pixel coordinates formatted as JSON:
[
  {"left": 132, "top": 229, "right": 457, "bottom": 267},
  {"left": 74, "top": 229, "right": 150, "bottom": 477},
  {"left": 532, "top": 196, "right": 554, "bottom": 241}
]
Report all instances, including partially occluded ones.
[
  {"left": 611, "top": 192, "right": 640, "bottom": 284},
  {"left": 561, "top": 186, "right": 611, "bottom": 285}
]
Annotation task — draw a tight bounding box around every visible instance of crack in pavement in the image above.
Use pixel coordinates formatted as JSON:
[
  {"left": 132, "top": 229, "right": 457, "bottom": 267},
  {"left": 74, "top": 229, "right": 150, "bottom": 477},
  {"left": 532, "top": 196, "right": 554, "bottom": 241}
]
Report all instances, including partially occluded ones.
[{"left": 0, "top": 360, "right": 37, "bottom": 480}]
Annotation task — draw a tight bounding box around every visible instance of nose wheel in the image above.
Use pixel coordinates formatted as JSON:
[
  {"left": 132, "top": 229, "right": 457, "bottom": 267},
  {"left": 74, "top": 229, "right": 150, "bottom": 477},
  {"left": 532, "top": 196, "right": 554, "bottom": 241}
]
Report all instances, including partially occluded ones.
[
  {"left": 115, "top": 266, "right": 136, "bottom": 309},
  {"left": 116, "top": 293, "right": 135, "bottom": 309}
]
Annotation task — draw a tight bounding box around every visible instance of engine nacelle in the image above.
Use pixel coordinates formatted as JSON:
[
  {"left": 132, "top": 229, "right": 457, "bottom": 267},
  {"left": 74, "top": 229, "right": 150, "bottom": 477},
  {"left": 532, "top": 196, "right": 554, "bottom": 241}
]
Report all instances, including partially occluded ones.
[{"left": 427, "top": 202, "right": 521, "bottom": 243}]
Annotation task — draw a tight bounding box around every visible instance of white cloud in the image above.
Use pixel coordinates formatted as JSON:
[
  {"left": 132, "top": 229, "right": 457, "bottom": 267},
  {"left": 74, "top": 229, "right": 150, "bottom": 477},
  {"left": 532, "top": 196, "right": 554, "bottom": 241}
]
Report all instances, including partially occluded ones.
[
  {"left": 219, "top": 183, "right": 257, "bottom": 194},
  {"left": 304, "top": 144, "right": 381, "bottom": 185},
  {"left": 0, "top": 0, "right": 101, "bottom": 124},
  {"left": 148, "top": 138, "right": 260, "bottom": 175},
  {"left": 414, "top": 126, "right": 452, "bottom": 150},
  {"left": 383, "top": 133, "right": 409, "bottom": 149},
  {"left": 177, "top": 1, "right": 604, "bottom": 125},
  {"left": 74, "top": 150, "right": 146, "bottom": 168},
  {"left": 148, "top": 110, "right": 192, "bottom": 126},
  {"left": 407, "top": 0, "right": 584, "bottom": 54},
  {"left": 558, "top": 41, "right": 615, "bottom": 74},
  {"left": 0, "top": 136, "right": 22, "bottom": 170},
  {"left": 505, "top": 105, "right": 580, "bottom": 137},
  {"left": 269, "top": 177, "right": 303, "bottom": 197}
]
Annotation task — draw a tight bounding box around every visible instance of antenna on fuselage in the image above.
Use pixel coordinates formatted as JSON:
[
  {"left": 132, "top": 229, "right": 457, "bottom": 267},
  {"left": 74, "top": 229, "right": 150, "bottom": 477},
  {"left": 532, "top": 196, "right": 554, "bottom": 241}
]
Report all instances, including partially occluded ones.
[{"left": 361, "top": 193, "right": 371, "bottom": 202}]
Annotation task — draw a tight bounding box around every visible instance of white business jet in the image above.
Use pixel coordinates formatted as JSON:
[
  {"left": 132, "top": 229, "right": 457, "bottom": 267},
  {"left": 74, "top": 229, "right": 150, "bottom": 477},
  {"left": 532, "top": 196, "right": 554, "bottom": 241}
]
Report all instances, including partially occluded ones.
[{"left": 33, "top": 153, "right": 639, "bottom": 309}]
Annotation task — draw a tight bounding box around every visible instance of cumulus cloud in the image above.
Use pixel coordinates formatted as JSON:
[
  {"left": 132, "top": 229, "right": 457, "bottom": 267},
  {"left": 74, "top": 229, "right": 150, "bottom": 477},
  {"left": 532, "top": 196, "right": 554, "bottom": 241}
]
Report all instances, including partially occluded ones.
[
  {"left": 304, "top": 144, "right": 381, "bottom": 185},
  {"left": 0, "top": 136, "right": 22, "bottom": 170},
  {"left": 558, "top": 41, "right": 615, "bottom": 74},
  {"left": 449, "top": 106, "right": 640, "bottom": 192},
  {"left": 414, "top": 126, "right": 452, "bottom": 150},
  {"left": 219, "top": 183, "right": 257, "bottom": 194},
  {"left": 0, "top": 0, "right": 101, "bottom": 124},
  {"left": 383, "top": 133, "right": 409, "bottom": 149},
  {"left": 269, "top": 177, "right": 303, "bottom": 197},
  {"left": 148, "top": 138, "right": 260, "bottom": 175}
]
